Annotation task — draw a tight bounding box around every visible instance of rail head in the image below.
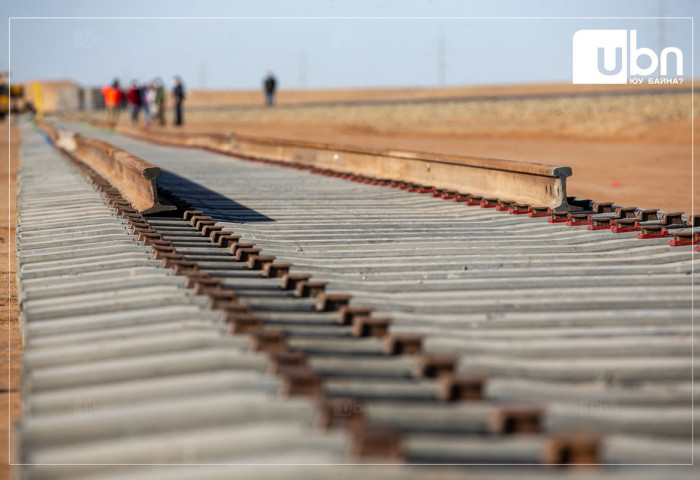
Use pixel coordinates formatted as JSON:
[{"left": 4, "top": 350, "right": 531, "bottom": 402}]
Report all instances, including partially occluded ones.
[
  {"left": 35, "top": 121, "right": 175, "bottom": 215},
  {"left": 225, "top": 132, "right": 575, "bottom": 210},
  {"left": 113, "top": 123, "right": 575, "bottom": 211},
  {"left": 111, "top": 150, "right": 163, "bottom": 180},
  {"left": 229, "top": 133, "right": 571, "bottom": 179}
]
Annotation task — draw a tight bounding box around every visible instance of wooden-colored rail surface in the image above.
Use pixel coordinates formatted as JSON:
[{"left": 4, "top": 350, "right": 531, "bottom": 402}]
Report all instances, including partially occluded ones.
[
  {"left": 93, "top": 121, "right": 575, "bottom": 211},
  {"left": 35, "top": 121, "right": 175, "bottom": 215}
]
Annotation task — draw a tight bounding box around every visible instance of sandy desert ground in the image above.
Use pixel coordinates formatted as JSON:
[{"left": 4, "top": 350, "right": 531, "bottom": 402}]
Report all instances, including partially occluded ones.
[
  {"left": 183, "top": 81, "right": 691, "bottom": 108},
  {"left": 2, "top": 82, "right": 696, "bottom": 473},
  {"left": 30, "top": 79, "right": 690, "bottom": 111},
  {"left": 77, "top": 82, "right": 697, "bottom": 214},
  {"left": 1, "top": 123, "right": 21, "bottom": 477}
]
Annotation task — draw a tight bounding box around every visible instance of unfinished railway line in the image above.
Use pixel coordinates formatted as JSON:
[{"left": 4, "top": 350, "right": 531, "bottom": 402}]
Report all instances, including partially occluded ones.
[{"left": 10, "top": 117, "right": 698, "bottom": 478}]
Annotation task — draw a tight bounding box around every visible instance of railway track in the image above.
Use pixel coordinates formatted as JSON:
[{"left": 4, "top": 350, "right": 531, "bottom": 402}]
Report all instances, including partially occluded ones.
[{"left": 12, "top": 120, "right": 698, "bottom": 478}]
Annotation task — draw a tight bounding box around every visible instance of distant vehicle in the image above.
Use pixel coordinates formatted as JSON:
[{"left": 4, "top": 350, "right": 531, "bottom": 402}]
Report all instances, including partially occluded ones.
[{"left": 0, "top": 72, "right": 31, "bottom": 120}]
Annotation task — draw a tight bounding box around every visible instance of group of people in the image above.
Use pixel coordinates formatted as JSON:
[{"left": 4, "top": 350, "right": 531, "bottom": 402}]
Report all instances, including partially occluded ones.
[
  {"left": 101, "top": 76, "right": 186, "bottom": 127},
  {"left": 102, "top": 72, "right": 276, "bottom": 127}
]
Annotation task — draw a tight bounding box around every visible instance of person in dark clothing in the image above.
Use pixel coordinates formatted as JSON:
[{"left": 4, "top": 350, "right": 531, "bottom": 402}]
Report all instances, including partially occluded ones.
[
  {"left": 263, "top": 72, "right": 277, "bottom": 106},
  {"left": 154, "top": 79, "right": 166, "bottom": 126},
  {"left": 140, "top": 83, "right": 151, "bottom": 126},
  {"left": 126, "top": 81, "right": 142, "bottom": 125},
  {"left": 172, "top": 76, "right": 185, "bottom": 126}
]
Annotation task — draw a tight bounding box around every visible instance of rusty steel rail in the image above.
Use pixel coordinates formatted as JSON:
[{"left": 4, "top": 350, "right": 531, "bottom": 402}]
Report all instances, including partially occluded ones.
[
  {"left": 71, "top": 136, "right": 175, "bottom": 215},
  {"left": 35, "top": 122, "right": 175, "bottom": 216},
  {"left": 94, "top": 122, "right": 575, "bottom": 211}
]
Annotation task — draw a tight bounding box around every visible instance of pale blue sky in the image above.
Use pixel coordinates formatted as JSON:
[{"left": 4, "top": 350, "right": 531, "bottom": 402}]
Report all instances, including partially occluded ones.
[{"left": 1, "top": 0, "right": 698, "bottom": 90}]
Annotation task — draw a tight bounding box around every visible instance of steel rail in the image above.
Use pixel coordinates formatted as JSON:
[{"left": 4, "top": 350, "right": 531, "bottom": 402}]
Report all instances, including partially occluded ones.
[
  {"left": 88, "top": 120, "right": 574, "bottom": 211},
  {"left": 37, "top": 121, "right": 175, "bottom": 215}
]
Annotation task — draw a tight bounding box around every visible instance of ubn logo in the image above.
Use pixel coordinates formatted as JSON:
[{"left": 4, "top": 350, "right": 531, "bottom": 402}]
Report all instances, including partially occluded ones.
[{"left": 572, "top": 29, "right": 683, "bottom": 84}]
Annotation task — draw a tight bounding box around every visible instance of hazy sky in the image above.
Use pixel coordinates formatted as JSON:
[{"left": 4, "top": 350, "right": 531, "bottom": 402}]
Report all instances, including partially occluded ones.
[{"left": 1, "top": 0, "right": 698, "bottom": 90}]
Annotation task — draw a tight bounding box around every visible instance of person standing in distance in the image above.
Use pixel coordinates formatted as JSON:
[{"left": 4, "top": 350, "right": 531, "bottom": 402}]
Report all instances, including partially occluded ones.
[
  {"left": 101, "top": 79, "right": 124, "bottom": 124},
  {"left": 172, "top": 76, "right": 185, "bottom": 126},
  {"left": 154, "top": 79, "right": 166, "bottom": 126},
  {"left": 263, "top": 72, "right": 277, "bottom": 106},
  {"left": 126, "top": 81, "right": 142, "bottom": 125}
]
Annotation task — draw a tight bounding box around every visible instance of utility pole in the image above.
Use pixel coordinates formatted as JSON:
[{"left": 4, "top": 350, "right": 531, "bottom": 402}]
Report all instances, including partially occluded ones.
[
  {"left": 198, "top": 63, "right": 206, "bottom": 89},
  {"left": 657, "top": 2, "right": 666, "bottom": 80},
  {"left": 299, "top": 52, "right": 307, "bottom": 89},
  {"left": 437, "top": 30, "right": 446, "bottom": 87}
]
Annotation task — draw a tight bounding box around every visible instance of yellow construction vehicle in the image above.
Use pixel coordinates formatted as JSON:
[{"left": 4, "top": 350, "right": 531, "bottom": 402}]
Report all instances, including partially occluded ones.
[
  {"left": 0, "top": 80, "right": 7, "bottom": 120},
  {"left": 0, "top": 72, "right": 31, "bottom": 120}
]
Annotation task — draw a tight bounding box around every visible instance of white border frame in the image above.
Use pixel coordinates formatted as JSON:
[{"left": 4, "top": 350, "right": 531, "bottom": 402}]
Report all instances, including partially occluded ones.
[{"left": 6, "top": 15, "right": 695, "bottom": 468}]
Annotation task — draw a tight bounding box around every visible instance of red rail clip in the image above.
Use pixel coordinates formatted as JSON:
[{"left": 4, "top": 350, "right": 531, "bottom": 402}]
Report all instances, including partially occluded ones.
[
  {"left": 611, "top": 225, "right": 639, "bottom": 233},
  {"left": 548, "top": 211, "right": 569, "bottom": 223},
  {"left": 480, "top": 198, "right": 498, "bottom": 208},
  {"left": 668, "top": 232, "right": 699, "bottom": 247},
  {"left": 508, "top": 204, "right": 531, "bottom": 215},
  {"left": 528, "top": 206, "right": 550, "bottom": 218},
  {"left": 587, "top": 218, "right": 612, "bottom": 230},
  {"left": 637, "top": 231, "right": 667, "bottom": 239}
]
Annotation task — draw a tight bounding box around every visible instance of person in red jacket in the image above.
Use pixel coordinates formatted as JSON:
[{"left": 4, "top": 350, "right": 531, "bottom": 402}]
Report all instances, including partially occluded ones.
[
  {"left": 126, "top": 81, "right": 142, "bottom": 125},
  {"left": 101, "top": 79, "right": 123, "bottom": 124}
]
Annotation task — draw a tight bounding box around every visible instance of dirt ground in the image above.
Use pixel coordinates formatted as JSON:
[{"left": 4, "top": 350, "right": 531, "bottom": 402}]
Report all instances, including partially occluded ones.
[
  {"left": 3, "top": 82, "right": 696, "bottom": 475},
  {"left": 95, "top": 83, "right": 697, "bottom": 214},
  {"left": 184, "top": 81, "right": 691, "bottom": 108},
  {"left": 0, "top": 122, "right": 21, "bottom": 477}
]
